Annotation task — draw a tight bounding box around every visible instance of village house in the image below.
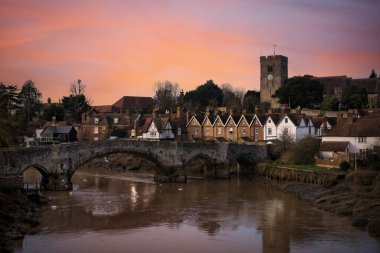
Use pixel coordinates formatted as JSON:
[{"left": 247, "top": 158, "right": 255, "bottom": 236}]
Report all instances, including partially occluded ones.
[
  {"left": 318, "top": 113, "right": 380, "bottom": 167},
  {"left": 202, "top": 115, "right": 216, "bottom": 141},
  {"left": 236, "top": 115, "right": 253, "bottom": 142},
  {"left": 186, "top": 115, "right": 204, "bottom": 140},
  {"left": 276, "top": 113, "right": 315, "bottom": 141},
  {"left": 141, "top": 117, "right": 175, "bottom": 140}
]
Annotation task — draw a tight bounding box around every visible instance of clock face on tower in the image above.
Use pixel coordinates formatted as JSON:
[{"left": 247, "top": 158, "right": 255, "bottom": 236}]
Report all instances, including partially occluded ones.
[{"left": 268, "top": 74, "right": 273, "bottom": 80}]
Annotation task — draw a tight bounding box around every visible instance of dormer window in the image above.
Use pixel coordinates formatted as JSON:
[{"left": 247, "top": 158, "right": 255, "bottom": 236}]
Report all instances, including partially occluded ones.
[
  {"left": 114, "top": 118, "right": 119, "bottom": 124},
  {"left": 268, "top": 119, "right": 272, "bottom": 123},
  {"left": 285, "top": 118, "right": 288, "bottom": 123},
  {"left": 94, "top": 118, "right": 99, "bottom": 124}
]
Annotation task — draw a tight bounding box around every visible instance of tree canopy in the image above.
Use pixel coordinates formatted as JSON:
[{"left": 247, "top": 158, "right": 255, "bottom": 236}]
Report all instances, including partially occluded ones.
[
  {"left": 18, "top": 80, "right": 42, "bottom": 129},
  {"left": 183, "top": 80, "right": 223, "bottom": 112},
  {"left": 154, "top": 80, "right": 179, "bottom": 112},
  {"left": 341, "top": 85, "right": 368, "bottom": 109},
  {"left": 369, "top": 69, "right": 378, "bottom": 78},
  {"left": 243, "top": 90, "right": 260, "bottom": 113},
  {"left": 273, "top": 76, "right": 324, "bottom": 109},
  {"left": 321, "top": 95, "right": 339, "bottom": 111}
]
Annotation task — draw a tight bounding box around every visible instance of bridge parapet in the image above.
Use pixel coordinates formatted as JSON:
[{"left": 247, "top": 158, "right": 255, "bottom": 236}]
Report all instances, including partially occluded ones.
[{"left": 0, "top": 140, "right": 268, "bottom": 189}]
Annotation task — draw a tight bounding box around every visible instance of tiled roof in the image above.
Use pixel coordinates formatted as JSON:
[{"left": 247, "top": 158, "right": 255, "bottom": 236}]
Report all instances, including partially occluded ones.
[
  {"left": 141, "top": 118, "right": 152, "bottom": 133},
  {"left": 314, "top": 76, "right": 349, "bottom": 94},
  {"left": 327, "top": 116, "right": 380, "bottom": 137},
  {"left": 350, "top": 78, "right": 380, "bottom": 94},
  {"left": 113, "top": 96, "right": 156, "bottom": 110},
  {"left": 43, "top": 126, "right": 75, "bottom": 134},
  {"left": 320, "top": 141, "right": 349, "bottom": 152}
]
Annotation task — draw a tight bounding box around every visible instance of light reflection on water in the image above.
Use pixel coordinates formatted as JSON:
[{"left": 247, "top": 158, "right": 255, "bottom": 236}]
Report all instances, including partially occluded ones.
[{"left": 15, "top": 170, "right": 380, "bottom": 253}]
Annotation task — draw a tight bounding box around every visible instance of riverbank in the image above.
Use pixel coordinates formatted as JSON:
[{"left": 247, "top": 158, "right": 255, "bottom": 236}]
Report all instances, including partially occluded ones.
[
  {"left": 0, "top": 191, "right": 44, "bottom": 253},
  {"left": 256, "top": 165, "right": 380, "bottom": 240}
]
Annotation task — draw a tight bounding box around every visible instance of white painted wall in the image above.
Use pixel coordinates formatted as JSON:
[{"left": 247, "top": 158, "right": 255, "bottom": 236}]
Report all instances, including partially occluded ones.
[
  {"left": 264, "top": 116, "right": 278, "bottom": 141},
  {"left": 322, "top": 136, "right": 380, "bottom": 153}
]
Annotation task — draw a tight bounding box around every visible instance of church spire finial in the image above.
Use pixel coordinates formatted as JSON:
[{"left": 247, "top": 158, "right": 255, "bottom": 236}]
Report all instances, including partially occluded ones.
[{"left": 273, "top": 44, "right": 277, "bottom": 56}]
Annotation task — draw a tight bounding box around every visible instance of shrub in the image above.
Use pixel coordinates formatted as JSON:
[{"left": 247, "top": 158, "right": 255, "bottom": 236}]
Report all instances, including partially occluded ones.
[
  {"left": 339, "top": 161, "right": 350, "bottom": 171},
  {"left": 290, "top": 137, "right": 320, "bottom": 165}
]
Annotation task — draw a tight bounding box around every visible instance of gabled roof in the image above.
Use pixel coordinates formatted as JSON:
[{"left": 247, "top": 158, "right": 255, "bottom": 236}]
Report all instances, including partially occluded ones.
[
  {"left": 265, "top": 113, "right": 281, "bottom": 125},
  {"left": 213, "top": 115, "right": 229, "bottom": 127},
  {"left": 141, "top": 118, "right": 152, "bottom": 133},
  {"left": 237, "top": 115, "right": 253, "bottom": 126},
  {"left": 326, "top": 116, "right": 380, "bottom": 137},
  {"left": 42, "top": 126, "right": 75, "bottom": 135},
  {"left": 320, "top": 141, "right": 349, "bottom": 152},
  {"left": 113, "top": 96, "right": 155, "bottom": 110},
  {"left": 202, "top": 115, "right": 217, "bottom": 126},
  {"left": 186, "top": 115, "right": 204, "bottom": 127},
  {"left": 311, "top": 117, "right": 324, "bottom": 128}
]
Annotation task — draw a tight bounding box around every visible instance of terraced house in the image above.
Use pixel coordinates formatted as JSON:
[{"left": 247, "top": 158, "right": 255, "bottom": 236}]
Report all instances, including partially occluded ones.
[{"left": 185, "top": 111, "right": 320, "bottom": 143}]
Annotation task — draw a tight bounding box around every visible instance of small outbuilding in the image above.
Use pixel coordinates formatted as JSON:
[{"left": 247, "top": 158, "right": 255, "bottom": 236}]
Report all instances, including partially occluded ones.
[{"left": 40, "top": 126, "right": 77, "bottom": 143}]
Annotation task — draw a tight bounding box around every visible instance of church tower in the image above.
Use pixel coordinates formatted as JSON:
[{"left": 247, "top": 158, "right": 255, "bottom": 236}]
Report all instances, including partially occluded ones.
[{"left": 260, "top": 55, "right": 288, "bottom": 106}]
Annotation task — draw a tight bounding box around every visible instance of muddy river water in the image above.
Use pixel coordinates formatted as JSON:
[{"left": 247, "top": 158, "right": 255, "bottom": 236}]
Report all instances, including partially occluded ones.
[{"left": 15, "top": 169, "right": 380, "bottom": 253}]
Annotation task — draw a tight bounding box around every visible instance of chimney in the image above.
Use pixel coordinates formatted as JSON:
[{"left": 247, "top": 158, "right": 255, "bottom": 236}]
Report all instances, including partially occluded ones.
[
  {"left": 295, "top": 106, "right": 301, "bottom": 114},
  {"left": 242, "top": 108, "right": 247, "bottom": 115},
  {"left": 205, "top": 106, "right": 210, "bottom": 116},
  {"left": 268, "top": 107, "right": 273, "bottom": 114},
  {"left": 176, "top": 106, "right": 181, "bottom": 118},
  {"left": 52, "top": 116, "right": 56, "bottom": 126},
  {"left": 229, "top": 107, "right": 234, "bottom": 116},
  {"left": 153, "top": 109, "right": 158, "bottom": 119}
]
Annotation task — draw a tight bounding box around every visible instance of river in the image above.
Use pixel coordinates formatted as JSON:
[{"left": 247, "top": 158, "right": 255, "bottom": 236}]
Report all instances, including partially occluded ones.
[{"left": 15, "top": 168, "right": 380, "bottom": 253}]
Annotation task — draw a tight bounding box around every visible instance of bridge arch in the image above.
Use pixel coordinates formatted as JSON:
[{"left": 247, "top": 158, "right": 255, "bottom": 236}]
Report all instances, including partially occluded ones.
[
  {"left": 21, "top": 163, "right": 50, "bottom": 187},
  {"left": 229, "top": 155, "right": 255, "bottom": 177},
  {"left": 184, "top": 154, "right": 215, "bottom": 178},
  {"left": 71, "top": 150, "right": 166, "bottom": 179}
]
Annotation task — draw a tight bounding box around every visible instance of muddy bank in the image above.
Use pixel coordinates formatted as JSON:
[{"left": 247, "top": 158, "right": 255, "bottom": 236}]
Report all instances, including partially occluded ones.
[
  {"left": 0, "top": 191, "right": 44, "bottom": 253},
  {"left": 256, "top": 164, "right": 380, "bottom": 240}
]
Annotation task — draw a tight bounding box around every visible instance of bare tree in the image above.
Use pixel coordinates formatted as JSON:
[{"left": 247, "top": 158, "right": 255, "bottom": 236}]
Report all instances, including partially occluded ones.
[
  {"left": 154, "top": 80, "right": 179, "bottom": 112},
  {"left": 70, "top": 79, "right": 86, "bottom": 96},
  {"left": 221, "top": 83, "right": 245, "bottom": 113}
]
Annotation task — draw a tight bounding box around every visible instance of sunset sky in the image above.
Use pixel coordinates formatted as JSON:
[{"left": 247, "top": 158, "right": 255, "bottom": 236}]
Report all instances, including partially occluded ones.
[{"left": 1, "top": 0, "right": 379, "bottom": 105}]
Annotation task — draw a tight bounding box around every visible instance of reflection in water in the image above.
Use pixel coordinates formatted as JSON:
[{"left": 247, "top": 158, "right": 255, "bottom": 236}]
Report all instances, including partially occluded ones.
[{"left": 15, "top": 169, "right": 380, "bottom": 253}]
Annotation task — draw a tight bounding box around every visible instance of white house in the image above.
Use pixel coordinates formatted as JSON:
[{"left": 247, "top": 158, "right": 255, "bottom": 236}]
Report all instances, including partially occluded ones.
[
  {"left": 263, "top": 114, "right": 281, "bottom": 141},
  {"left": 141, "top": 118, "right": 175, "bottom": 140},
  {"left": 321, "top": 115, "right": 380, "bottom": 159}
]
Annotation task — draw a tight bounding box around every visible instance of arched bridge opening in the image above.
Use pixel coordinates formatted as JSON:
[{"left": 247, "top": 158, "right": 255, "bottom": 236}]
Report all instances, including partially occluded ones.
[
  {"left": 229, "top": 156, "right": 255, "bottom": 178},
  {"left": 70, "top": 151, "right": 166, "bottom": 181},
  {"left": 184, "top": 154, "right": 215, "bottom": 179},
  {"left": 21, "top": 164, "right": 49, "bottom": 189}
]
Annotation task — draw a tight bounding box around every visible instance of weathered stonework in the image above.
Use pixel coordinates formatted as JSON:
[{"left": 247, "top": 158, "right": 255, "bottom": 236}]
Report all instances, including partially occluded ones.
[{"left": 1, "top": 140, "right": 268, "bottom": 189}]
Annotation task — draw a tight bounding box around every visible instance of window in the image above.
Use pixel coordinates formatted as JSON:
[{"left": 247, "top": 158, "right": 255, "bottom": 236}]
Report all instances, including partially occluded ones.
[
  {"left": 177, "top": 127, "right": 182, "bottom": 136},
  {"left": 93, "top": 137, "right": 98, "bottom": 141},
  {"left": 151, "top": 131, "right": 157, "bottom": 136},
  {"left": 94, "top": 127, "right": 98, "bottom": 134},
  {"left": 358, "top": 137, "right": 367, "bottom": 143},
  {"left": 242, "top": 128, "right": 246, "bottom": 135},
  {"left": 217, "top": 128, "right": 222, "bottom": 135},
  {"left": 94, "top": 118, "right": 99, "bottom": 124},
  {"left": 285, "top": 118, "right": 288, "bottom": 123},
  {"left": 255, "top": 127, "right": 259, "bottom": 134},
  {"left": 114, "top": 118, "right": 119, "bottom": 124},
  {"left": 229, "top": 127, "right": 233, "bottom": 133},
  {"left": 206, "top": 129, "right": 209, "bottom": 135},
  {"left": 102, "top": 127, "right": 106, "bottom": 133},
  {"left": 268, "top": 128, "right": 272, "bottom": 135},
  {"left": 195, "top": 128, "right": 199, "bottom": 135},
  {"left": 268, "top": 119, "right": 272, "bottom": 123}
]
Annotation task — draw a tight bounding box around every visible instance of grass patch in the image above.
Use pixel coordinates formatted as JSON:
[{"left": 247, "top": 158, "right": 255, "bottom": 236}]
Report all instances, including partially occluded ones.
[{"left": 269, "top": 160, "right": 344, "bottom": 174}]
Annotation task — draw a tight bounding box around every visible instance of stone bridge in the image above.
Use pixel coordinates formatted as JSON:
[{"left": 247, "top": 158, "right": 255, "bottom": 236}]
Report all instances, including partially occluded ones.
[{"left": 0, "top": 139, "right": 268, "bottom": 190}]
